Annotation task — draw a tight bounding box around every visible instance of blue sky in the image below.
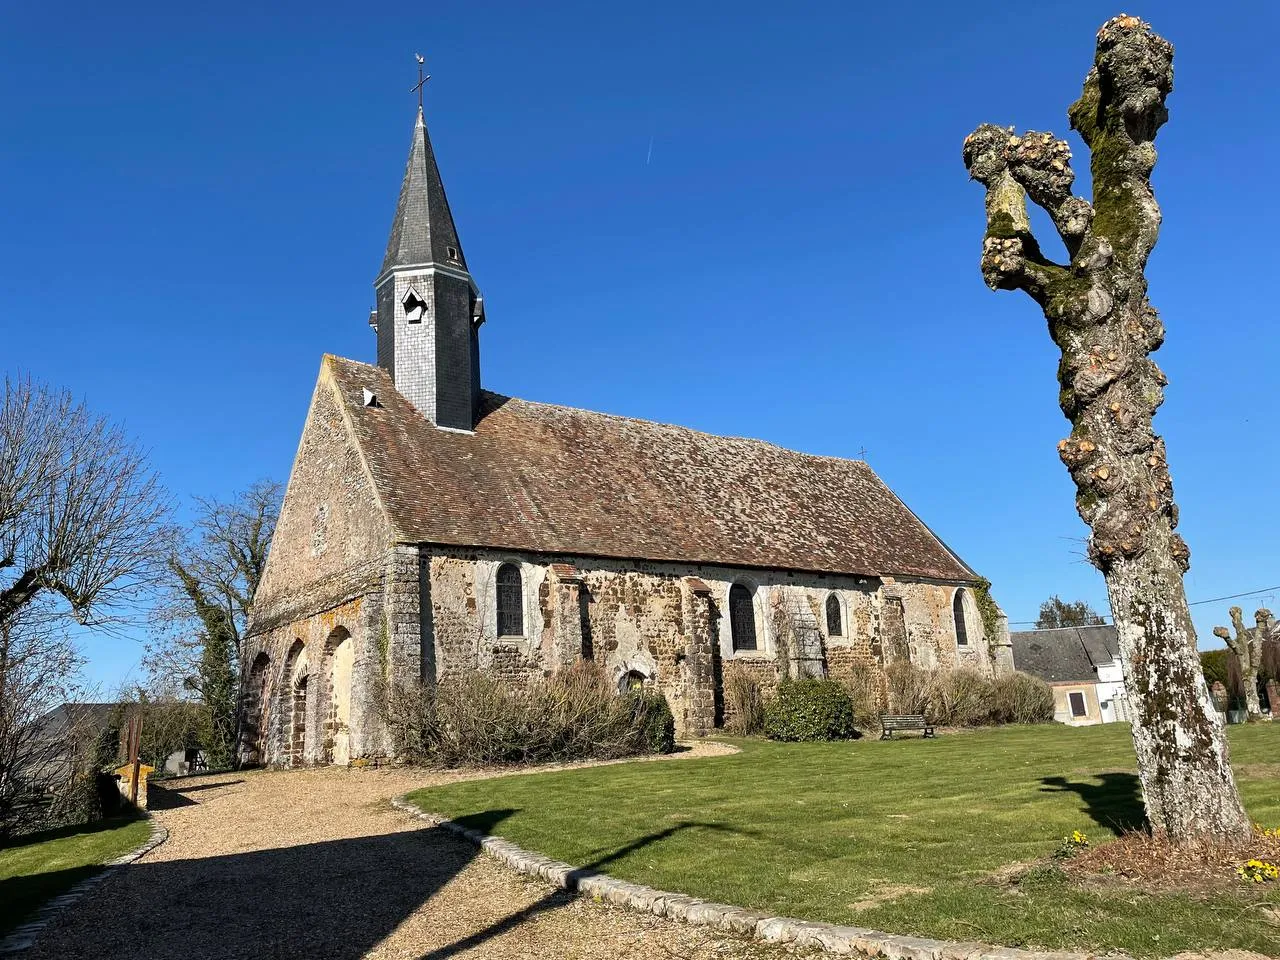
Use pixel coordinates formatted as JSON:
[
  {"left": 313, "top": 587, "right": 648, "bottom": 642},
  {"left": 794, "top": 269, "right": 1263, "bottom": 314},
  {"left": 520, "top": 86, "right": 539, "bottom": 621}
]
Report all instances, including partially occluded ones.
[{"left": 2, "top": 2, "right": 1276, "bottom": 690}]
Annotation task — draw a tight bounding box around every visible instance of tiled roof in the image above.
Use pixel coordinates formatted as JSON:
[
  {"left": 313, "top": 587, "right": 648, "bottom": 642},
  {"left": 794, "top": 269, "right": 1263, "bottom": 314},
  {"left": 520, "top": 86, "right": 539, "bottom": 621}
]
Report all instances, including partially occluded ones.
[
  {"left": 1010, "top": 625, "right": 1120, "bottom": 684},
  {"left": 325, "top": 355, "right": 976, "bottom": 582}
]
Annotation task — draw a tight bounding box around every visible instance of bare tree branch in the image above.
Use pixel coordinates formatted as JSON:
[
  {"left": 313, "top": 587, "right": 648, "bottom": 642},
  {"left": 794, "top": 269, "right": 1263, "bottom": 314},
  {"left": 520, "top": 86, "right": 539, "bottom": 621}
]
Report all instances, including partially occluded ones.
[{"left": 0, "top": 376, "right": 171, "bottom": 630}]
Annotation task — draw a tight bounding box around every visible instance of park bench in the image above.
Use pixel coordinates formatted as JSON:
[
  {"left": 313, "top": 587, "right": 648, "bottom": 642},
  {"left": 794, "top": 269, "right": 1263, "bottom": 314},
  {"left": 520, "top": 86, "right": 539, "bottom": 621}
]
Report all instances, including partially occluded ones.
[{"left": 879, "top": 714, "right": 935, "bottom": 740}]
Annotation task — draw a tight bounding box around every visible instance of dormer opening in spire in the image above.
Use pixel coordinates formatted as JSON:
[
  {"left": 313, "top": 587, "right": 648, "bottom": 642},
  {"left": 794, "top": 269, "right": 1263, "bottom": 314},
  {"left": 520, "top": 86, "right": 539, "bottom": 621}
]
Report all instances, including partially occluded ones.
[{"left": 373, "top": 95, "right": 484, "bottom": 432}]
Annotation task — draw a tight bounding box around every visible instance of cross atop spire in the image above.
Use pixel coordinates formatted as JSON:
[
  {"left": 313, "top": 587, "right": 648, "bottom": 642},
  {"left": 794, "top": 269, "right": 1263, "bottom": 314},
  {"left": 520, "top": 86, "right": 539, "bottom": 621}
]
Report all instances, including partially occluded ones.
[{"left": 410, "top": 54, "right": 430, "bottom": 111}]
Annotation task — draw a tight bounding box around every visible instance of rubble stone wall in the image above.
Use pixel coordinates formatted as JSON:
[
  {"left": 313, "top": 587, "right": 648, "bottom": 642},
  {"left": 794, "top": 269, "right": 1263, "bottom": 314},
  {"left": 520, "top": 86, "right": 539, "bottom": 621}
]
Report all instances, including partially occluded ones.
[{"left": 424, "top": 547, "right": 984, "bottom": 736}]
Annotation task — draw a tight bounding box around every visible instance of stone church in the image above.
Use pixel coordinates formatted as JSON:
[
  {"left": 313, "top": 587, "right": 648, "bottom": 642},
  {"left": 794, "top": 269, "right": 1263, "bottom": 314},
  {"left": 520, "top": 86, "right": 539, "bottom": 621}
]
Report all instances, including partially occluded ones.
[{"left": 240, "top": 103, "right": 1013, "bottom": 766}]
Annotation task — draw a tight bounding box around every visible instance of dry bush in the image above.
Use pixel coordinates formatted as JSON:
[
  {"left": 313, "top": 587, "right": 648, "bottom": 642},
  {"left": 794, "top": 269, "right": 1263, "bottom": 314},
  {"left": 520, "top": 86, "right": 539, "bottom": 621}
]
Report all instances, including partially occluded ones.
[
  {"left": 838, "top": 663, "right": 884, "bottom": 728},
  {"left": 992, "top": 671, "right": 1055, "bottom": 724},
  {"left": 885, "top": 661, "right": 930, "bottom": 715},
  {"left": 1064, "top": 825, "right": 1280, "bottom": 893},
  {"left": 722, "top": 665, "right": 764, "bottom": 736},
  {"left": 927, "top": 668, "right": 996, "bottom": 726},
  {"left": 384, "top": 660, "right": 673, "bottom": 768}
]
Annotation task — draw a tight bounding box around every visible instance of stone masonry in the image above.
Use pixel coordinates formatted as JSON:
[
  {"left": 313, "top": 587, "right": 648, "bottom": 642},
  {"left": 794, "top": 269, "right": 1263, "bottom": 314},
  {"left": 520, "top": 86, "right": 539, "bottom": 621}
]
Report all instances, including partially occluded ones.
[{"left": 239, "top": 101, "right": 1013, "bottom": 766}]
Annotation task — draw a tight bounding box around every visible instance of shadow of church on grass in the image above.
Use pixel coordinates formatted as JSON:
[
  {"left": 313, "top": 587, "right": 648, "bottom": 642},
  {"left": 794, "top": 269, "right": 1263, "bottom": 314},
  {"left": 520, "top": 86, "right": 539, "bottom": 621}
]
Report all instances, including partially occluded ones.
[{"left": 1040, "top": 772, "right": 1148, "bottom": 833}]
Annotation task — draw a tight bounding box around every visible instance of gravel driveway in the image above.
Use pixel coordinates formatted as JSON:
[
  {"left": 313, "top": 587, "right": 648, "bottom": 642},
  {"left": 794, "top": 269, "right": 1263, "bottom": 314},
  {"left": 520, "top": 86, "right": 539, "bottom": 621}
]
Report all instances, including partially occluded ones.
[{"left": 25, "top": 754, "right": 791, "bottom": 959}]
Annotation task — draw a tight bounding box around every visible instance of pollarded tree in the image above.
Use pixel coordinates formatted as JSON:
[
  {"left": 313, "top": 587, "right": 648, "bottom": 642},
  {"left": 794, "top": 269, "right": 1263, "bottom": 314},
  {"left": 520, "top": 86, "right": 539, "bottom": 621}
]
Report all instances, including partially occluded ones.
[
  {"left": 961, "top": 16, "right": 1250, "bottom": 840},
  {"left": 1213, "top": 607, "right": 1271, "bottom": 718}
]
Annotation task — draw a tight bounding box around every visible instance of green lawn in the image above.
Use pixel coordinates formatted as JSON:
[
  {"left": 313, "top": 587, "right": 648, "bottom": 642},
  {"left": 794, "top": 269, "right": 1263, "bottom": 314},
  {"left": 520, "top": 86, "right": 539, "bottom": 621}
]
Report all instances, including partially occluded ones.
[
  {"left": 406, "top": 724, "right": 1280, "bottom": 958},
  {"left": 0, "top": 817, "right": 151, "bottom": 937}
]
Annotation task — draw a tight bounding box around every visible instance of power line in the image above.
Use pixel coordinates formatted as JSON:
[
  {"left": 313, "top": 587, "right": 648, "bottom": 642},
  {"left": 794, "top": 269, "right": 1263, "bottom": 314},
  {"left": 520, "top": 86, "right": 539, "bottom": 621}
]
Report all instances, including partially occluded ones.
[
  {"left": 1009, "top": 584, "right": 1280, "bottom": 625},
  {"left": 1187, "top": 585, "right": 1280, "bottom": 607}
]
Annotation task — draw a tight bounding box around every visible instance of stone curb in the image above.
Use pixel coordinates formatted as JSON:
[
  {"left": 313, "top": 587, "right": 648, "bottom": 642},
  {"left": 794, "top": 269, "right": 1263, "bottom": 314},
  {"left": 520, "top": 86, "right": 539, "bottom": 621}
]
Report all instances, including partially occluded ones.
[
  {"left": 0, "top": 816, "right": 168, "bottom": 957},
  {"left": 392, "top": 796, "right": 1132, "bottom": 960}
]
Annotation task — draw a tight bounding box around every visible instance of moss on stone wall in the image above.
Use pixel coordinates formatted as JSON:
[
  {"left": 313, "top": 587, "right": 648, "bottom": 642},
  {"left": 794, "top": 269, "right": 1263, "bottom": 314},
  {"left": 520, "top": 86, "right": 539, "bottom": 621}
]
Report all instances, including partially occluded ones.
[{"left": 971, "top": 577, "right": 1001, "bottom": 643}]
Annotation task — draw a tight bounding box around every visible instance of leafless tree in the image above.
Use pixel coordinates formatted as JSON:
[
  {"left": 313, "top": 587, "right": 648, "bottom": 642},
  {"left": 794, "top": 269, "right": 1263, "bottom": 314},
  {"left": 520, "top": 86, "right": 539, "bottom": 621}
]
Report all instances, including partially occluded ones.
[
  {"left": 961, "top": 16, "right": 1250, "bottom": 840},
  {"left": 0, "top": 375, "right": 170, "bottom": 628},
  {"left": 1213, "top": 607, "right": 1271, "bottom": 719},
  {"left": 0, "top": 375, "right": 168, "bottom": 835},
  {"left": 0, "top": 606, "right": 94, "bottom": 838},
  {"left": 145, "top": 481, "right": 280, "bottom": 764}
]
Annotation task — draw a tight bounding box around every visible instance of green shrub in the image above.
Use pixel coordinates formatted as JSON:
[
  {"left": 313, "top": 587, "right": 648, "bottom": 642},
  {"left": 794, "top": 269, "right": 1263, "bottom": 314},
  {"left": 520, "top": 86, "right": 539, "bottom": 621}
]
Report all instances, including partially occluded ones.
[
  {"left": 384, "top": 661, "right": 676, "bottom": 767},
  {"left": 1200, "top": 649, "right": 1229, "bottom": 688},
  {"left": 723, "top": 666, "right": 765, "bottom": 735},
  {"left": 763, "top": 678, "right": 858, "bottom": 742},
  {"left": 629, "top": 689, "right": 675, "bottom": 754},
  {"left": 992, "top": 671, "right": 1055, "bottom": 724}
]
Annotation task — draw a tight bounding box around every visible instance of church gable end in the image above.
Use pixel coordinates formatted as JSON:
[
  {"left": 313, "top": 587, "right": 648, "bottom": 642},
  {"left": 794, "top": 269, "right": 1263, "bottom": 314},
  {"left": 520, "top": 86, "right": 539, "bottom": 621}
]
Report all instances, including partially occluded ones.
[{"left": 252, "top": 360, "right": 392, "bottom": 631}]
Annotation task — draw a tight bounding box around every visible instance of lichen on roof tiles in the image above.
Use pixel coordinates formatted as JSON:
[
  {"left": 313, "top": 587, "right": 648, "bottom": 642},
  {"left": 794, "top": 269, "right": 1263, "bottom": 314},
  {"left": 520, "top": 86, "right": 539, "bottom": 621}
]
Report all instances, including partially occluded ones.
[{"left": 324, "top": 354, "right": 976, "bottom": 582}]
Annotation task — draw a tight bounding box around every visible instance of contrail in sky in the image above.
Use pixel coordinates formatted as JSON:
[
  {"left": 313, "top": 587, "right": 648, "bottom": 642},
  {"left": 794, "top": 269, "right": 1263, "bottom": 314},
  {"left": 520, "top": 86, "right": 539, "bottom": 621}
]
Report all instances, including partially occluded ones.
[{"left": 646, "top": 135, "right": 653, "bottom": 166}]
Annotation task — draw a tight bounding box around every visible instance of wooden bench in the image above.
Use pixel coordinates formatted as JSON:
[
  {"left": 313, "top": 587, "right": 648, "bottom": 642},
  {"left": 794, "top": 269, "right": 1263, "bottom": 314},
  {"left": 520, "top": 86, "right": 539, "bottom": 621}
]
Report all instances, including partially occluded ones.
[{"left": 880, "top": 714, "right": 936, "bottom": 740}]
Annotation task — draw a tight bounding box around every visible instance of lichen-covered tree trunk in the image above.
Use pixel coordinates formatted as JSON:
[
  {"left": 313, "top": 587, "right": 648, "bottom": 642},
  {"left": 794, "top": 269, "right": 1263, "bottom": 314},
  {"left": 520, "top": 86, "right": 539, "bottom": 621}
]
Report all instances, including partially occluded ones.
[{"left": 962, "top": 16, "right": 1251, "bottom": 841}]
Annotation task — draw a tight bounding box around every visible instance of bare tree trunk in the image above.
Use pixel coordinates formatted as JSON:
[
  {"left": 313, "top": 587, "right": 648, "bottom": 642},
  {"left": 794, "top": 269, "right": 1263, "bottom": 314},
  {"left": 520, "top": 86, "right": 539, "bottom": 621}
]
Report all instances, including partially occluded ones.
[
  {"left": 962, "top": 16, "right": 1250, "bottom": 841},
  {"left": 1214, "top": 607, "right": 1270, "bottom": 718}
]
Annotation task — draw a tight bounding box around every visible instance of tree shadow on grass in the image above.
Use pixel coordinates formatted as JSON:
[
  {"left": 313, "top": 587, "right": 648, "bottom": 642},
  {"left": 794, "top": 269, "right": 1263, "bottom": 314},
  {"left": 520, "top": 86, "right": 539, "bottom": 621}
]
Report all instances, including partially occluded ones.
[
  {"left": 1041, "top": 772, "right": 1148, "bottom": 833},
  {"left": 418, "top": 820, "right": 748, "bottom": 959},
  {"left": 10, "top": 812, "right": 519, "bottom": 959},
  {"left": 0, "top": 815, "right": 143, "bottom": 853}
]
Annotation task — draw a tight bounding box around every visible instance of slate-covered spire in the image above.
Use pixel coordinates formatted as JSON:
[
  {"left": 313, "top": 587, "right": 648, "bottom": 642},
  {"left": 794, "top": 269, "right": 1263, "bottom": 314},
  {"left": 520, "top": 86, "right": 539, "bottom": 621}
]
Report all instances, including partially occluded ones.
[
  {"left": 381, "top": 106, "right": 468, "bottom": 275},
  {"left": 373, "top": 102, "right": 484, "bottom": 432}
]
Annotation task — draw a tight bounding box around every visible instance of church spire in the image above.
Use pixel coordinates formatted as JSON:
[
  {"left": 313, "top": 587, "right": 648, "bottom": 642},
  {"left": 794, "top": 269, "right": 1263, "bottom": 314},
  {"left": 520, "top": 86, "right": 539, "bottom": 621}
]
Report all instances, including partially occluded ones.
[
  {"left": 380, "top": 105, "right": 468, "bottom": 277},
  {"left": 373, "top": 67, "right": 484, "bottom": 432}
]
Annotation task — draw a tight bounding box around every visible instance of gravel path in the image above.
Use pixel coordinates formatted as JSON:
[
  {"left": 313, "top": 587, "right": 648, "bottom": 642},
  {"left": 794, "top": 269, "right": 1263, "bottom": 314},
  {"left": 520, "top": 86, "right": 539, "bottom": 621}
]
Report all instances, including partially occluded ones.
[{"left": 25, "top": 747, "right": 792, "bottom": 959}]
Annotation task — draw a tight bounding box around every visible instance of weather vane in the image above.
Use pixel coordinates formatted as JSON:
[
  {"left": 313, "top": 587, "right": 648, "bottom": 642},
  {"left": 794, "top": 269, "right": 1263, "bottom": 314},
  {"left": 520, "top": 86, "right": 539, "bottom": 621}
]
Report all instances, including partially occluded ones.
[{"left": 410, "top": 54, "right": 430, "bottom": 110}]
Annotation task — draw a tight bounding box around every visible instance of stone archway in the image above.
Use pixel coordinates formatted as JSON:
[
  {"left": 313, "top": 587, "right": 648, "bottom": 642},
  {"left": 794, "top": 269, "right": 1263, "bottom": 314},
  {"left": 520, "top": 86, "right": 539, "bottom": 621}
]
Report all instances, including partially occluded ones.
[
  {"left": 241, "top": 651, "right": 271, "bottom": 765},
  {"left": 319, "top": 627, "right": 354, "bottom": 765},
  {"left": 281, "top": 640, "right": 308, "bottom": 767}
]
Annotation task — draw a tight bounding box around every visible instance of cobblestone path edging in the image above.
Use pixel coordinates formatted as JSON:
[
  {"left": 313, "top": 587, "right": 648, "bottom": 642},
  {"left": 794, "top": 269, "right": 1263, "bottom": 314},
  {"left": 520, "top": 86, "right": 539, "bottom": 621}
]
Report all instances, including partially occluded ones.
[
  {"left": 392, "top": 797, "right": 1128, "bottom": 960},
  {"left": 0, "top": 816, "right": 168, "bottom": 957}
]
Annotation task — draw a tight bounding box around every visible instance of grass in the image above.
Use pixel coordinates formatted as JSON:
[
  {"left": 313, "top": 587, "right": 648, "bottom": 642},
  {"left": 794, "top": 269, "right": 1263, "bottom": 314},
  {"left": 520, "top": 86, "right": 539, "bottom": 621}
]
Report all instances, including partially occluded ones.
[
  {"left": 0, "top": 816, "right": 152, "bottom": 937},
  {"left": 406, "top": 723, "right": 1280, "bottom": 958}
]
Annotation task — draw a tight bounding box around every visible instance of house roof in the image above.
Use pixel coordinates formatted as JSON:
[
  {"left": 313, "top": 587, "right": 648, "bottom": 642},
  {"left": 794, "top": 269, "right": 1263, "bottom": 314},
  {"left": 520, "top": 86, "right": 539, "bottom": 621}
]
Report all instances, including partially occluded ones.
[
  {"left": 324, "top": 355, "right": 977, "bottom": 582},
  {"left": 32, "top": 702, "right": 118, "bottom": 740},
  {"left": 1010, "top": 625, "right": 1121, "bottom": 684}
]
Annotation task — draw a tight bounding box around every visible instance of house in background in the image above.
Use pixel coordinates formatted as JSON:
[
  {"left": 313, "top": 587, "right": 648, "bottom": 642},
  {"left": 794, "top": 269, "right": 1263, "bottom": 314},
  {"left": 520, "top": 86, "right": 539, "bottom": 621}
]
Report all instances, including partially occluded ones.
[{"left": 1010, "top": 626, "right": 1129, "bottom": 725}]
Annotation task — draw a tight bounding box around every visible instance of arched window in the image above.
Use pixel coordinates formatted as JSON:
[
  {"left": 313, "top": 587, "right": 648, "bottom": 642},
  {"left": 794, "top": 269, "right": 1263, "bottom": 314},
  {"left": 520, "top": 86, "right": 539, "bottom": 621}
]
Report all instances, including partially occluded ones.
[
  {"left": 953, "top": 588, "right": 969, "bottom": 647},
  {"left": 826, "top": 593, "right": 843, "bottom": 636},
  {"left": 728, "top": 583, "right": 757, "bottom": 652},
  {"left": 496, "top": 563, "right": 524, "bottom": 637}
]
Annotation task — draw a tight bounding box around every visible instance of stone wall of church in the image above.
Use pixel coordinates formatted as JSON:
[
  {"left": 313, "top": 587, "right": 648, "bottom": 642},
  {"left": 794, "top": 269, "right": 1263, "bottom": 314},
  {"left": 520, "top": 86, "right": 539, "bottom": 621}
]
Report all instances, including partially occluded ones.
[
  {"left": 243, "top": 363, "right": 402, "bottom": 766},
  {"left": 422, "top": 547, "right": 991, "bottom": 737},
  {"left": 242, "top": 592, "right": 388, "bottom": 766},
  {"left": 252, "top": 365, "right": 392, "bottom": 632}
]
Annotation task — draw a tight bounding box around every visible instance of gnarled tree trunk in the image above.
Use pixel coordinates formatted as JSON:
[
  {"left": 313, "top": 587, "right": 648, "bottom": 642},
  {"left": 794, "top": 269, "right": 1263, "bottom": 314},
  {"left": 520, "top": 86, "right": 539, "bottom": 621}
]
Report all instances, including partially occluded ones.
[
  {"left": 961, "top": 15, "right": 1251, "bottom": 841},
  {"left": 1214, "top": 607, "right": 1271, "bottom": 718}
]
